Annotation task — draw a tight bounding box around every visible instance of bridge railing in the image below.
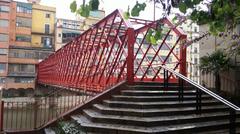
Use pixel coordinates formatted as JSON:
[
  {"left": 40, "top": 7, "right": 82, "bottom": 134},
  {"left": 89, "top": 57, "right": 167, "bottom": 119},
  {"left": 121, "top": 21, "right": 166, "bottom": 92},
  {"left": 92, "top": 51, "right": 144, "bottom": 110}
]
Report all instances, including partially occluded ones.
[
  {"left": 38, "top": 9, "right": 133, "bottom": 92},
  {"left": 131, "top": 18, "right": 187, "bottom": 83},
  {"left": 1, "top": 88, "right": 96, "bottom": 131}
]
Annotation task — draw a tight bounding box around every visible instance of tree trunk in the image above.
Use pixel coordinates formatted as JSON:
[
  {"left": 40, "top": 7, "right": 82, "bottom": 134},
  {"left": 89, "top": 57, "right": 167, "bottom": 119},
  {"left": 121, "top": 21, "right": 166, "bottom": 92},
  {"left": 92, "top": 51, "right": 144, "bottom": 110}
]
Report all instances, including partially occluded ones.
[{"left": 215, "top": 73, "right": 221, "bottom": 92}]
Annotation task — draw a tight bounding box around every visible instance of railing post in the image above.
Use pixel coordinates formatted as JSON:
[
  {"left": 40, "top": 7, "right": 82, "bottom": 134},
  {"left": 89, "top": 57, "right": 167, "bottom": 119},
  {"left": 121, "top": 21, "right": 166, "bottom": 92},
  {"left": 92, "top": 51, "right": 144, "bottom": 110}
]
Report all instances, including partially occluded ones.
[
  {"left": 0, "top": 101, "right": 4, "bottom": 132},
  {"left": 164, "top": 70, "right": 168, "bottom": 88},
  {"left": 179, "top": 35, "right": 187, "bottom": 77},
  {"left": 178, "top": 78, "right": 184, "bottom": 101},
  {"left": 229, "top": 109, "right": 236, "bottom": 134},
  {"left": 196, "top": 88, "right": 202, "bottom": 114},
  {"left": 127, "top": 28, "right": 135, "bottom": 85},
  {"left": 33, "top": 98, "right": 39, "bottom": 129}
]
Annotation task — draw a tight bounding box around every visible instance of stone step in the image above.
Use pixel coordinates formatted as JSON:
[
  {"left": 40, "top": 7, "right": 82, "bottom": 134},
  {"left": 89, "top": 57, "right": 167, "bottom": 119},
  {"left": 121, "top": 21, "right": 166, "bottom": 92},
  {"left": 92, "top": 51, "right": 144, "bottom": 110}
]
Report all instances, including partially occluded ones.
[
  {"left": 196, "top": 129, "right": 240, "bottom": 134},
  {"left": 121, "top": 90, "right": 198, "bottom": 96},
  {"left": 128, "top": 85, "right": 194, "bottom": 90},
  {"left": 93, "top": 104, "right": 229, "bottom": 117},
  {"left": 72, "top": 115, "right": 239, "bottom": 134},
  {"left": 82, "top": 109, "right": 234, "bottom": 127},
  {"left": 112, "top": 94, "right": 212, "bottom": 102},
  {"left": 103, "top": 100, "right": 222, "bottom": 109}
]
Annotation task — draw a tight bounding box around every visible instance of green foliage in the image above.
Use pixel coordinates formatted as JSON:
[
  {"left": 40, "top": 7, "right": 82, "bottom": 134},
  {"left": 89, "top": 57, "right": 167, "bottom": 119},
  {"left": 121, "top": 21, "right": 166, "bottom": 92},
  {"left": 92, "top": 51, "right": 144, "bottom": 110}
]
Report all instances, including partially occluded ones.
[
  {"left": 131, "top": 1, "right": 146, "bottom": 17},
  {"left": 178, "top": 0, "right": 240, "bottom": 35},
  {"left": 179, "top": 2, "right": 187, "bottom": 13},
  {"left": 70, "top": 0, "right": 99, "bottom": 18},
  {"left": 123, "top": 6, "right": 130, "bottom": 19},
  {"left": 200, "top": 50, "right": 231, "bottom": 74},
  {"left": 70, "top": 1, "right": 77, "bottom": 13},
  {"left": 89, "top": 0, "right": 99, "bottom": 11},
  {"left": 146, "top": 23, "right": 164, "bottom": 45},
  {"left": 77, "top": 4, "right": 91, "bottom": 18}
]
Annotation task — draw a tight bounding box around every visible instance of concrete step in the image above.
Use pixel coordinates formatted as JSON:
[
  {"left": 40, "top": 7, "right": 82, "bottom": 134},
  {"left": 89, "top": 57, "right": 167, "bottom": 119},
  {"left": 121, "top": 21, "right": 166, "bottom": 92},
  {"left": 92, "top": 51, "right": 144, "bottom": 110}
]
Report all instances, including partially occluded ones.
[
  {"left": 112, "top": 94, "right": 212, "bottom": 102},
  {"left": 103, "top": 100, "right": 222, "bottom": 109},
  {"left": 82, "top": 109, "right": 234, "bottom": 127},
  {"left": 93, "top": 104, "right": 229, "bottom": 117},
  {"left": 72, "top": 114, "right": 240, "bottom": 134},
  {"left": 128, "top": 85, "right": 194, "bottom": 90},
  {"left": 121, "top": 90, "right": 198, "bottom": 96}
]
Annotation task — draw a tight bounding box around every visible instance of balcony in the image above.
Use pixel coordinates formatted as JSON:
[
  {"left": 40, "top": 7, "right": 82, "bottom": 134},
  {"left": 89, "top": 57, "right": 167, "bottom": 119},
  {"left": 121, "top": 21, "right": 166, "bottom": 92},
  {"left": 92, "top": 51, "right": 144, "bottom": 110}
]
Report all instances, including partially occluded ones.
[
  {"left": 8, "top": 57, "right": 39, "bottom": 64},
  {"left": 13, "top": 41, "right": 31, "bottom": 48},
  {"left": 0, "top": 12, "right": 9, "bottom": 19},
  {"left": 0, "top": 27, "right": 9, "bottom": 34},
  {"left": 16, "top": 12, "right": 32, "bottom": 18},
  {"left": 62, "top": 37, "right": 74, "bottom": 43},
  {"left": 0, "top": 42, "right": 9, "bottom": 48},
  {"left": 0, "top": 55, "right": 8, "bottom": 63},
  {"left": 8, "top": 72, "right": 36, "bottom": 77},
  {"left": 5, "top": 82, "right": 35, "bottom": 89},
  {"left": 0, "top": 71, "right": 7, "bottom": 77},
  {"left": 16, "top": 27, "right": 31, "bottom": 35}
]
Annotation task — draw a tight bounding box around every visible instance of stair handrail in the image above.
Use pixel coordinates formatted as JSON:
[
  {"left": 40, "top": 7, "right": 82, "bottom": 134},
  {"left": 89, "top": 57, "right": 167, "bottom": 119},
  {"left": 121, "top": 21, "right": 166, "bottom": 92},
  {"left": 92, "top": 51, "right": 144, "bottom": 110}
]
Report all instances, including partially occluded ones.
[{"left": 159, "top": 64, "right": 240, "bottom": 111}]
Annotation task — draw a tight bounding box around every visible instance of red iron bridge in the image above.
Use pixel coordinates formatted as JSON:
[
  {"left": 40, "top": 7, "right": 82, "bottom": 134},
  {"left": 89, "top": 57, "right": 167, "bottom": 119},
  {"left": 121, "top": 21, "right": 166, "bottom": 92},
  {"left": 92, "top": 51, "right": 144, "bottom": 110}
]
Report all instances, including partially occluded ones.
[{"left": 1, "top": 9, "right": 240, "bottom": 134}]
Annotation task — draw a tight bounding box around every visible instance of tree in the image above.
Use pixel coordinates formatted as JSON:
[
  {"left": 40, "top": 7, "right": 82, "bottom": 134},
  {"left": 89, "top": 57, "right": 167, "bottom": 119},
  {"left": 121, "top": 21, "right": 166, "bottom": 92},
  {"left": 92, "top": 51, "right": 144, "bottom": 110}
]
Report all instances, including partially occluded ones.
[
  {"left": 69, "top": 0, "right": 240, "bottom": 49},
  {"left": 200, "top": 50, "right": 231, "bottom": 92}
]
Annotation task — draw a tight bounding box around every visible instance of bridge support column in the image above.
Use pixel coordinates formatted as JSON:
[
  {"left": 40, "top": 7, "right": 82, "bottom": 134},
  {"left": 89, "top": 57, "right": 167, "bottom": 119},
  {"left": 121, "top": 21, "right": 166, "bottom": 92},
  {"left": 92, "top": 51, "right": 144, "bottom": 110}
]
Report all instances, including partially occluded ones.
[
  {"left": 127, "top": 28, "right": 135, "bottom": 85},
  {"left": 180, "top": 35, "right": 187, "bottom": 77}
]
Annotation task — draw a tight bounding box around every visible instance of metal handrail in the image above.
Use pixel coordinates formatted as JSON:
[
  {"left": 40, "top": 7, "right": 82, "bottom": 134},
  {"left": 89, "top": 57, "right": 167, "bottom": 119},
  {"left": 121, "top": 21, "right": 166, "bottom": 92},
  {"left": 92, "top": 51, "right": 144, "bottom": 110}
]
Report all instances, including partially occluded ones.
[{"left": 159, "top": 65, "right": 240, "bottom": 111}]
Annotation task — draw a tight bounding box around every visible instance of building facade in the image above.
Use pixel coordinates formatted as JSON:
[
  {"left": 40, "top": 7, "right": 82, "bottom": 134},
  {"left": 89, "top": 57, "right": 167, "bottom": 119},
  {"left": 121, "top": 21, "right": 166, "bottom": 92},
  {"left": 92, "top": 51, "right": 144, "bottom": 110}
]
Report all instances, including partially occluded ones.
[
  {"left": 179, "top": 20, "right": 200, "bottom": 83},
  {"left": 56, "top": 10, "right": 105, "bottom": 51},
  {"left": 55, "top": 19, "right": 84, "bottom": 51},
  {"left": 0, "top": 0, "right": 55, "bottom": 90},
  {"left": 199, "top": 25, "right": 240, "bottom": 96}
]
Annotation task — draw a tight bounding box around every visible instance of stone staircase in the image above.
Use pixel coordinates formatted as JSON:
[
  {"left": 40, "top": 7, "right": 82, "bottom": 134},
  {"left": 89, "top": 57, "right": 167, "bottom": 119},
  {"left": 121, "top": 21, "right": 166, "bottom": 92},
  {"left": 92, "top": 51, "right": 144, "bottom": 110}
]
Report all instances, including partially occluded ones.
[{"left": 45, "top": 83, "right": 240, "bottom": 134}]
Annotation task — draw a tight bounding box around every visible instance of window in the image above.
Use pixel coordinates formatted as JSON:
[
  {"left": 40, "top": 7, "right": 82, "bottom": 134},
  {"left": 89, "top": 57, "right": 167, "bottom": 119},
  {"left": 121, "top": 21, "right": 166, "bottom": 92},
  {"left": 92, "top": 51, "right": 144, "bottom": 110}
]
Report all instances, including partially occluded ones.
[
  {"left": 16, "top": 35, "right": 31, "bottom": 42},
  {"left": 0, "top": 64, "right": 6, "bottom": 73},
  {"left": 0, "top": 49, "right": 7, "bottom": 55},
  {"left": 161, "top": 44, "right": 170, "bottom": 50},
  {"left": 0, "top": 19, "right": 9, "bottom": 27},
  {"left": 147, "top": 55, "right": 154, "bottom": 61},
  {"left": 160, "top": 56, "right": 171, "bottom": 63},
  {"left": 45, "top": 13, "right": 50, "bottom": 18},
  {"left": 194, "top": 70, "right": 198, "bottom": 76},
  {"left": 45, "top": 24, "right": 50, "bottom": 34},
  {"left": 194, "top": 47, "right": 198, "bottom": 53},
  {"left": 14, "top": 77, "right": 34, "bottom": 83},
  {"left": 0, "top": 34, "right": 9, "bottom": 42},
  {"left": 0, "top": 5, "right": 10, "bottom": 12},
  {"left": 0, "top": 77, "right": 5, "bottom": 84},
  {"left": 41, "top": 37, "right": 52, "bottom": 48},
  {"left": 194, "top": 27, "right": 198, "bottom": 32},
  {"left": 58, "top": 33, "right": 61, "bottom": 37},
  {"left": 194, "top": 58, "right": 198, "bottom": 64},
  {"left": 62, "top": 32, "right": 80, "bottom": 43},
  {"left": 16, "top": 3, "right": 32, "bottom": 14},
  {"left": 16, "top": 17, "right": 31, "bottom": 28},
  {"left": 8, "top": 64, "right": 35, "bottom": 74}
]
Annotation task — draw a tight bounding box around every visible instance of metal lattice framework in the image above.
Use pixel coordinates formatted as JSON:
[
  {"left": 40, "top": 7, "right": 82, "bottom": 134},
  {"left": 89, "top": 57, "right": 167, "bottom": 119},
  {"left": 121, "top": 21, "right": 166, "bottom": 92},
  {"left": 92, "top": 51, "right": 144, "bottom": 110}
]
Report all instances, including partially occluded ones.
[{"left": 37, "top": 9, "right": 187, "bottom": 92}]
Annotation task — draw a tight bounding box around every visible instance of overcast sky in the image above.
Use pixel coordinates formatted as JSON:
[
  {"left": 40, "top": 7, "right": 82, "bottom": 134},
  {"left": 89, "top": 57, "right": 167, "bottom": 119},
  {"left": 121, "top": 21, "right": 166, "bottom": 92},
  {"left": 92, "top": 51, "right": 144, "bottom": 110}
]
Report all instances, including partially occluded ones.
[{"left": 14, "top": 0, "right": 166, "bottom": 20}]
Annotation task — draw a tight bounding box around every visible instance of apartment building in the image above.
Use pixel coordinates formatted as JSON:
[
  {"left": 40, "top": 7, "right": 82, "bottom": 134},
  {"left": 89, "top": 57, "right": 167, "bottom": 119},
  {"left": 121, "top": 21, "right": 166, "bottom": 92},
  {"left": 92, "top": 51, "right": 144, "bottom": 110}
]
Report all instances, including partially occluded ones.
[
  {"left": 55, "top": 19, "right": 84, "bottom": 51},
  {"left": 56, "top": 10, "right": 105, "bottom": 51},
  {"left": 179, "top": 20, "right": 200, "bottom": 83},
  {"left": 0, "top": 0, "right": 55, "bottom": 90}
]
